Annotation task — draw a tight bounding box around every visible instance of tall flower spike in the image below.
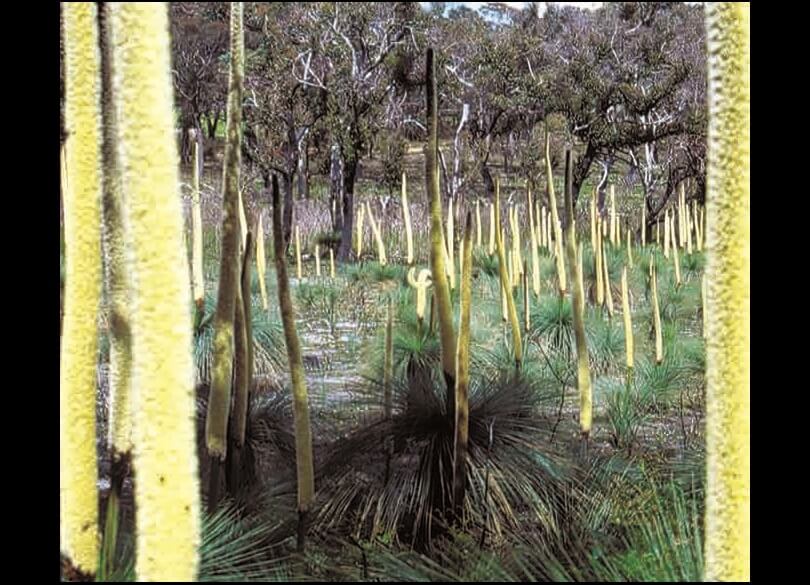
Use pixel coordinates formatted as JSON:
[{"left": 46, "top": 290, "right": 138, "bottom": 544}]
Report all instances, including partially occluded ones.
[
  {"left": 704, "top": 3, "right": 749, "bottom": 581},
  {"left": 111, "top": 2, "right": 200, "bottom": 579},
  {"left": 61, "top": 3, "right": 102, "bottom": 575}
]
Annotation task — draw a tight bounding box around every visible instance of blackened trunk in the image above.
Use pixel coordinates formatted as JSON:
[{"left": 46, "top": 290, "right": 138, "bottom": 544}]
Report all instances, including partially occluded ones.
[
  {"left": 330, "top": 143, "right": 343, "bottom": 233},
  {"left": 337, "top": 158, "right": 358, "bottom": 261},
  {"left": 481, "top": 164, "right": 495, "bottom": 201},
  {"left": 282, "top": 173, "right": 294, "bottom": 255},
  {"left": 297, "top": 143, "right": 309, "bottom": 199}
]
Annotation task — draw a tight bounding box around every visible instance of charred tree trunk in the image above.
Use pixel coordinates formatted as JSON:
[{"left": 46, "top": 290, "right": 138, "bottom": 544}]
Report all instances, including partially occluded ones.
[
  {"left": 337, "top": 157, "right": 358, "bottom": 261},
  {"left": 330, "top": 143, "right": 343, "bottom": 233},
  {"left": 297, "top": 140, "right": 309, "bottom": 199}
]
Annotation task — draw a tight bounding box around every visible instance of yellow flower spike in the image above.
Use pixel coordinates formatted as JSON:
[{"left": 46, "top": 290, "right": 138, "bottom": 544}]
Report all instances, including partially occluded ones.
[
  {"left": 656, "top": 218, "right": 660, "bottom": 246},
  {"left": 446, "top": 198, "right": 455, "bottom": 288},
  {"left": 110, "top": 2, "right": 201, "bottom": 580},
  {"left": 541, "top": 205, "right": 548, "bottom": 249},
  {"left": 98, "top": 2, "right": 133, "bottom": 459},
  {"left": 476, "top": 199, "right": 482, "bottom": 249},
  {"left": 402, "top": 172, "right": 414, "bottom": 265},
  {"left": 256, "top": 213, "right": 269, "bottom": 311},
  {"left": 189, "top": 129, "right": 205, "bottom": 319},
  {"left": 330, "top": 248, "right": 336, "bottom": 279},
  {"left": 488, "top": 201, "right": 495, "bottom": 256},
  {"left": 641, "top": 201, "right": 646, "bottom": 247},
  {"left": 366, "top": 201, "right": 387, "bottom": 266},
  {"left": 270, "top": 177, "right": 315, "bottom": 552},
  {"left": 595, "top": 217, "right": 604, "bottom": 307},
  {"left": 356, "top": 203, "right": 365, "bottom": 258},
  {"left": 315, "top": 243, "right": 321, "bottom": 277},
  {"left": 664, "top": 208, "right": 670, "bottom": 258},
  {"left": 530, "top": 195, "right": 541, "bottom": 298},
  {"left": 205, "top": 0, "right": 243, "bottom": 469},
  {"left": 602, "top": 236, "right": 614, "bottom": 318},
  {"left": 61, "top": 2, "right": 102, "bottom": 575},
  {"left": 671, "top": 214, "right": 682, "bottom": 286},
  {"left": 621, "top": 267, "right": 634, "bottom": 370},
  {"left": 453, "top": 211, "right": 474, "bottom": 512},
  {"left": 238, "top": 189, "right": 247, "bottom": 252},
  {"left": 425, "top": 48, "right": 457, "bottom": 406},
  {"left": 610, "top": 185, "right": 617, "bottom": 246},
  {"left": 651, "top": 264, "right": 663, "bottom": 364},
  {"left": 626, "top": 228, "right": 633, "bottom": 268},
  {"left": 495, "top": 178, "right": 523, "bottom": 368},
  {"left": 704, "top": 3, "right": 749, "bottom": 581},
  {"left": 296, "top": 224, "right": 303, "bottom": 279},
  {"left": 545, "top": 129, "right": 566, "bottom": 293},
  {"left": 407, "top": 267, "right": 433, "bottom": 325}
]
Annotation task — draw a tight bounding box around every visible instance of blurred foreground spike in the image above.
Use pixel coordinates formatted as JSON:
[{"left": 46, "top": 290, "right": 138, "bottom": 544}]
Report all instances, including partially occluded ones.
[
  {"left": 61, "top": 2, "right": 102, "bottom": 576},
  {"left": 704, "top": 2, "right": 750, "bottom": 581}
]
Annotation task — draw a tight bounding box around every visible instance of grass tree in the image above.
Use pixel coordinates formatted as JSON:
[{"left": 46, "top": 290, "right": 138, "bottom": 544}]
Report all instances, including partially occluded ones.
[
  {"left": 61, "top": 3, "right": 102, "bottom": 576},
  {"left": 545, "top": 128, "right": 566, "bottom": 294},
  {"left": 452, "top": 211, "right": 473, "bottom": 517},
  {"left": 495, "top": 178, "right": 523, "bottom": 369},
  {"left": 272, "top": 175, "right": 316, "bottom": 552},
  {"left": 563, "top": 150, "right": 592, "bottom": 444},
  {"left": 704, "top": 2, "right": 749, "bottom": 580},
  {"left": 111, "top": 2, "right": 201, "bottom": 578},
  {"left": 204, "top": 0, "right": 244, "bottom": 510},
  {"left": 425, "top": 47, "right": 457, "bottom": 413}
]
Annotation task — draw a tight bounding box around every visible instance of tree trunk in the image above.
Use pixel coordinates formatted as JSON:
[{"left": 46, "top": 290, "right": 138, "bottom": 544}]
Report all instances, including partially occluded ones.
[
  {"left": 481, "top": 164, "right": 495, "bottom": 201},
  {"left": 297, "top": 140, "right": 309, "bottom": 199},
  {"left": 282, "top": 173, "right": 294, "bottom": 255},
  {"left": 330, "top": 143, "right": 343, "bottom": 233},
  {"left": 337, "top": 157, "right": 358, "bottom": 261}
]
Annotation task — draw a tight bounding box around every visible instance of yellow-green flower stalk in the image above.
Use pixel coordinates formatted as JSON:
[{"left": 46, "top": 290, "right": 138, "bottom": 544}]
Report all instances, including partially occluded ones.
[
  {"left": 453, "top": 211, "right": 473, "bottom": 514},
  {"left": 256, "top": 213, "right": 268, "bottom": 310},
  {"left": 446, "top": 198, "right": 455, "bottom": 289},
  {"left": 651, "top": 263, "right": 663, "bottom": 364},
  {"left": 621, "top": 266, "right": 634, "bottom": 370},
  {"left": 626, "top": 228, "right": 633, "bottom": 268},
  {"left": 541, "top": 205, "right": 548, "bottom": 249},
  {"left": 190, "top": 128, "right": 205, "bottom": 326},
  {"left": 511, "top": 206, "right": 523, "bottom": 277},
  {"left": 664, "top": 208, "right": 670, "bottom": 258},
  {"left": 330, "top": 248, "right": 336, "bottom": 278},
  {"left": 704, "top": 4, "right": 749, "bottom": 580},
  {"left": 656, "top": 218, "right": 660, "bottom": 246},
  {"left": 641, "top": 202, "right": 646, "bottom": 247},
  {"left": 501, "top": 282, "right": 508, "bottom": 322},
  {"left": 111, "top": 2, "right": 201, "bottom": 579},
  {"left": 295, "top": 224, "right": 302, "bottom": 279},
  {"left": 671, "top": 215, "right": 682, "bottom": 287},
  {"left": 366, "top": 201, "right": 387, "bottom": 266},
  {"left": 425, "top": 48, "right": 458, "bottom": 405},
  {"left": 407, "top": 267, "right": 433, "bottom": 331},
  {"left": 402, "top": 172, "right": 414, "bottom": 265},
  {"left": 602, "top": 236, "right": 614, "bottom": 318},
  {"left": 230, "top": 232, "right": 253, "bottom": 456},
  {"left": 61, "top": 3, "right": 102, "bottom": 575},
  {"left": 459, "top": 235, "right": 465, "bottom": 283},
  {"left": 476, "top": 199, "right": 482, "bottom": 249},
  {"left": 590, "top": 190, "right": 597, "bottom": 247},
  {"left": 315, "top": 243, "right": 321, "bottom": 276},
  {"left": 686, "top": 201, "right": 694, "bottom": 254},
  {"left": 530, "top": 199, "right": 541, "bottom": 298},
  {"left": 679, "top": 183, "right": 687, "bottom": 249},
  {"left": 563, "top": 150, "right": 592, "bottom": 438},
  {"left": 205, "top": 0, "right": 245, "bottom": 473},
  {"left": 496, "top": 178, "right": 523, "bottom": 369},
  {"left": 523, "top": 260, "right": 530, "bottom": 332},
  {"left": 356, "top": 203, "right": 365, "bottom": 258},
  {"left": 545, "top": 130, "right": 566, "bottom": 293},
  {"left": 596, "top": 217, "right": 604, "bottom": 307},
  {"left": 271, "top": 176, "right": 315, "bottom": 552},
  {"left": 609, "top": 185, "right": 617, "bottom": 246},
  {"left": 98, "top": 2, "right": 133, "bottom": 461},
  {"left": 488, "top": 201, "right": 495, "bottom": 256},
  {"left": 238, "top": 188, "right": 248, "bottom": 252}
]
